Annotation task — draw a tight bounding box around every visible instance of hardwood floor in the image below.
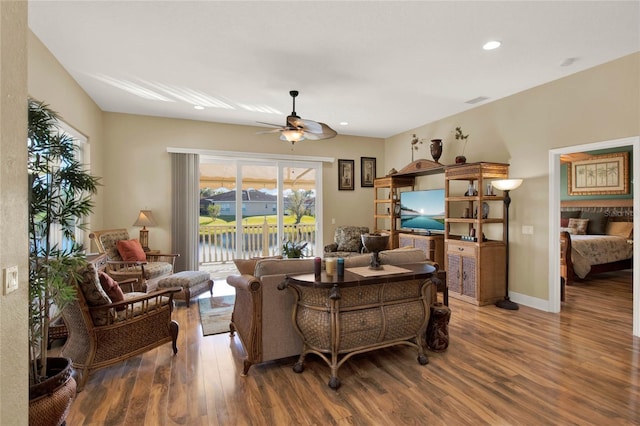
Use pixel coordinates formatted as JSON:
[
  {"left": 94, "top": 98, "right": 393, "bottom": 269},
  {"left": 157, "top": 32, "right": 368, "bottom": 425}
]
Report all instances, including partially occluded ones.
[{"left": 58, "top": 270, "right": 639, "bottom": 425}]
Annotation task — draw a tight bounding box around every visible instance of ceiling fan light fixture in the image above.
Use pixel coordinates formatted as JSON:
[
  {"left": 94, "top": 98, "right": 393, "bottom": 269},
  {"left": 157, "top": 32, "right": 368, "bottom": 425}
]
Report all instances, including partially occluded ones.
[{"left": 282, "top": 129, "right": 305, "bottom": 144}]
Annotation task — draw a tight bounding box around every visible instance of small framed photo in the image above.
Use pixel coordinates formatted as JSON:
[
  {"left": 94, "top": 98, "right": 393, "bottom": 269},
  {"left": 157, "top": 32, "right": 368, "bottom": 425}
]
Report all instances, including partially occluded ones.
[
  {"left": 338, "top": 159, "right": 354, "bottom": 190},
  {"left": 361, "top": 157, "right": 376, "bottom": 188}
]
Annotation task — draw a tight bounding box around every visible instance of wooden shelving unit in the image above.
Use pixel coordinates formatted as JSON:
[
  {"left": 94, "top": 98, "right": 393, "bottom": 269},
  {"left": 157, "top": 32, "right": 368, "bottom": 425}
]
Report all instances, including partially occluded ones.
[
  {"left": 444, "top": 162, "right": 509, "bottom": 306},
  {"left": 374, "top": 175, "right": 415, "bottom": 249}
]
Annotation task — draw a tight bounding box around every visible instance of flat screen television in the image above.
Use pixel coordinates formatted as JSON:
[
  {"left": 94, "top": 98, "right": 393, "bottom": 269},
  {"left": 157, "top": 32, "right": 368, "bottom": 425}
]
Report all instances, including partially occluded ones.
[{"left": 399, "top": 189, "right": 445, "bottom": 233}]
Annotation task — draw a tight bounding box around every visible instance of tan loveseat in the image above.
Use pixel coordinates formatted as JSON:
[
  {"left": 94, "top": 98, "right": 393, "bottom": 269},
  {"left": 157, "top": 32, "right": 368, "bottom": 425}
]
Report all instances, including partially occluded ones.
[{"left": 226, "top": 248, "right": 438, "bottom": 375}]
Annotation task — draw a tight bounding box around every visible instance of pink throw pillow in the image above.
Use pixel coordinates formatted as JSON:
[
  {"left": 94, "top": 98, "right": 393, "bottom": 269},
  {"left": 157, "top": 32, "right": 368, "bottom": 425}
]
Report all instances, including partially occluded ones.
[{"left": 98, "top": 271, "right": 126, "bottom": 311}]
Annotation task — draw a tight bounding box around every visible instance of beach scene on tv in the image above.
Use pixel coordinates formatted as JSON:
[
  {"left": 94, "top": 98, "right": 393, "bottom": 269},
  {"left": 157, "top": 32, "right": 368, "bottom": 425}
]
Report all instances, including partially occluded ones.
[{"left": 399, "top": 189, "right": 445, "bottom": 232}]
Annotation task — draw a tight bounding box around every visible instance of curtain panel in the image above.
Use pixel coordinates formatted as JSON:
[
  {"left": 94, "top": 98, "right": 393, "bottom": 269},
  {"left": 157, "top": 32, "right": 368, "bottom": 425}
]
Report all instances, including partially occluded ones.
[{"left": 171, "top": 153, "right": 199, "bottom": 272}]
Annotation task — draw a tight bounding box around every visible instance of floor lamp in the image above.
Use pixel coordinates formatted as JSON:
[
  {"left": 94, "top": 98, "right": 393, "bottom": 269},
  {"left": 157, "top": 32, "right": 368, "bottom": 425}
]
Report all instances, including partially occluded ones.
[
  {"left": 491, "top": 179, "right": 523, "bottom": 310},
  {"left": 133, "top": 209, "right": 156, "bottom": 252}
]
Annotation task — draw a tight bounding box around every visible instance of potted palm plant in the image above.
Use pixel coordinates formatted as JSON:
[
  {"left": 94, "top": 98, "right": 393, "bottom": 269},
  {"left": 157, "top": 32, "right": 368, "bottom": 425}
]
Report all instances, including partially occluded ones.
[{"left": 28, "top": 99, "right": 100, "bottom": 425}]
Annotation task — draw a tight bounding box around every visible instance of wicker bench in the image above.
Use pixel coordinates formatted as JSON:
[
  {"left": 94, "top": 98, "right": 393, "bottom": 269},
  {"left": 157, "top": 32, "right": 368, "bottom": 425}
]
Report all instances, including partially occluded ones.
[{"left": 158, "top": 270, "right": 213, "bottom": 307}]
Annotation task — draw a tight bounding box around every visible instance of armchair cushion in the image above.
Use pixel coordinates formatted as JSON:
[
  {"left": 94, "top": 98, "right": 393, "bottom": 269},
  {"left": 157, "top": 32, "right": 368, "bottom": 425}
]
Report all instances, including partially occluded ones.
[
  {"left": 336, "top": 226, "right": 369, "bottom": 252},
  {"left": 116, "top": 239, "right": 147, "bottom": 261},
  {"left": 79, "top": 262, "right": 111, "bottom": 306},
  {"left": 78, "top": 262, "right": 115, "bottom": 326},
  {"left": 324, "top": 226, "right": 370, "bottom": 255}
]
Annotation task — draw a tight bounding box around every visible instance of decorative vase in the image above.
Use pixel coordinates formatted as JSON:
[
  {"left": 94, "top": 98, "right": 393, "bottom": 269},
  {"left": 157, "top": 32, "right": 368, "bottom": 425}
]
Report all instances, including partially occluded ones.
[
  {"left": 361, "top": 233, "right": 389, "bottom": 270},
  {"left": 429, "top": 139, "right": 443, "bottom": 163},
  {"left": 455, "top": 155, "right": 466, "bottom": 164},
  {"left": 29, "top": 357, "right": 76, "bottom": 426}
]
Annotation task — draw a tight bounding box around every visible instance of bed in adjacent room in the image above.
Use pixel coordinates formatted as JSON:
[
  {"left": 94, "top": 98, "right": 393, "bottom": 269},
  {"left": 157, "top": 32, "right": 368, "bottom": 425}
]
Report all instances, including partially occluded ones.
[{"left": 559, "top": 204, "right": 633, "bottom": 288}]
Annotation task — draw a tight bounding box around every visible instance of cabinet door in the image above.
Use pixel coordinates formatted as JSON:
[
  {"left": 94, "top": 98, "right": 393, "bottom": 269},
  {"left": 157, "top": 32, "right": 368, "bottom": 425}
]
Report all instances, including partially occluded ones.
[
  {"left": 398, "top": 235, "right": 413, "bottom": 249},
  {"left": 461, "top": 256, "right": 477, "bottom": 298},
  {"left": 413, "top": 237, "right": 435, "bottom": 262},
  {"left": 447, "top": 253, "right": 461, "bottom": 293}
]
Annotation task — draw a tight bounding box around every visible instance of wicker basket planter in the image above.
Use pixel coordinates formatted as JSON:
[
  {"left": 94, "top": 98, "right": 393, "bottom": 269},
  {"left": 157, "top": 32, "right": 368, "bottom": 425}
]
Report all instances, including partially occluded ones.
[{"left": 29, "top": 357, "right": 76, "bottom": 426}]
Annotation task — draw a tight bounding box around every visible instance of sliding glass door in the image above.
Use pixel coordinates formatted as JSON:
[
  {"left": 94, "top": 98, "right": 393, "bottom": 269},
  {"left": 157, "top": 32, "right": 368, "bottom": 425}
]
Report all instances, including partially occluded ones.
[{"left": 199, "top": 157, "right": 322, "bottom": 262}]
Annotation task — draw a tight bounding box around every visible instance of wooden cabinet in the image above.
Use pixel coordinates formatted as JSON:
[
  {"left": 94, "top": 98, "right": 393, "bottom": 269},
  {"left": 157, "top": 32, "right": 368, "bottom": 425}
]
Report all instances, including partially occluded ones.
[
  {"left": 444, "top": 162, "right": 509, "bottom": 305},
  {"left": 374, "top": 176, "right": 415, "bottom": 249},
  {"left": 398, "top": 233, "right": 444, "bottom": 268}
]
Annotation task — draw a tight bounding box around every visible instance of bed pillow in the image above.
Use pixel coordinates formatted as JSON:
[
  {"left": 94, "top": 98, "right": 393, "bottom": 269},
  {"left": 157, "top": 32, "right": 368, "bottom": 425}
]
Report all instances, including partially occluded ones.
[
  {"left": 567, "top": 218, "right": 589, "bottom": 235},
  {"left": 605, "top": 221, "right": 633, "bottom": 239},
  {"left": 580, "top": 211, "right": 609, "bottom": 235},
  {"left": 560, "top": 211, "right": 581, "bottom": 227}
]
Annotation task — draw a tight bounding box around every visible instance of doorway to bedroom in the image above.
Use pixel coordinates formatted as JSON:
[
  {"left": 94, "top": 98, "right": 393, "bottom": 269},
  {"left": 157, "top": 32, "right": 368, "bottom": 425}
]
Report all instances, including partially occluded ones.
[{"left": 549, "top": 137, "right": 639, "bottom": 336}]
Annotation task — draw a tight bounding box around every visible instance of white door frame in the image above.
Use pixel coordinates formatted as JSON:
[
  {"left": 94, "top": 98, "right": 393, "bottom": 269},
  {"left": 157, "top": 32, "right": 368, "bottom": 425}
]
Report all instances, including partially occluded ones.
[{"left": 548, "top": 136, "right": 639, "bottom": 336}]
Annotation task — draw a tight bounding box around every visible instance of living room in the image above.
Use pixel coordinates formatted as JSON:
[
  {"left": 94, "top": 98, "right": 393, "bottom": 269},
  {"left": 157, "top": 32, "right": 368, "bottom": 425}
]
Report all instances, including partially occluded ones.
[{"left": 1, "top": 1, "right": 639, "bottom": 423}]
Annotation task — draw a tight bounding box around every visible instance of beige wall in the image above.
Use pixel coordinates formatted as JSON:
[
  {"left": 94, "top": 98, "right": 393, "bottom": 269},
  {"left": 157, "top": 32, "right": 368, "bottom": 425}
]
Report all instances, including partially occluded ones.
[
  {"left": 102, "top": 113, "right": 384, "bottom": 251},
  {"left": 385, "top": 52, "right": 640, "bottom": 301},
  {"left": 0, "top": 1, "right": 28, "bottom": 423},
  {"left": 28, "top": 32, "right": 106, "bottom": 243}
]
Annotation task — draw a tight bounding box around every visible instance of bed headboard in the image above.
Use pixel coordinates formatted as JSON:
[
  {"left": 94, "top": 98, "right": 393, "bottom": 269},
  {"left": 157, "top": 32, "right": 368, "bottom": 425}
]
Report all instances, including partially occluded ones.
[{"left": 560, "top": 199, "right": 633, "bottom": 222}]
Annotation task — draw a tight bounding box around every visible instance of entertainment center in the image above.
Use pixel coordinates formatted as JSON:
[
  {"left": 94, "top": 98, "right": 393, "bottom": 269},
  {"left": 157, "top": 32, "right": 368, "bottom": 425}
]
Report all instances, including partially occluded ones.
[{"left": 374, "top": 160, "right": 512, "bottom": 306}]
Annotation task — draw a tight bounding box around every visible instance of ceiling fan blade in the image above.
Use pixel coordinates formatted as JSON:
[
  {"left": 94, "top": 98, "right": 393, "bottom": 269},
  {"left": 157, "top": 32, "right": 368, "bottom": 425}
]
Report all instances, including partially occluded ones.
[
  {"left": 256, "top": 128, "right": 283, "bottom": 135},
  {"left": 303, "top": 122, "right": 337, "bottom": 140},
  {"left": 256, "top": 121, "right": 286, "bottom": 128}
]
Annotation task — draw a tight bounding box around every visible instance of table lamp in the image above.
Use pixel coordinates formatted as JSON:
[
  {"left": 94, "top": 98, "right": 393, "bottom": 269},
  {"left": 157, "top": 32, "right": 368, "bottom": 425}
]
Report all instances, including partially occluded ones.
[
  {"left": 133, "top": 209, "right": 156, "bottom": 252},
  {"left": 491, "top": 179, "right": 523, "bottom": 310}
]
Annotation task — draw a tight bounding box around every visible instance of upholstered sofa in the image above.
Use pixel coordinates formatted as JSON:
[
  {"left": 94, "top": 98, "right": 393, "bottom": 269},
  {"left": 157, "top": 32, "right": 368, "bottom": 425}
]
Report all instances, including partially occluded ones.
[
  {"left": 226, "top": 248, "right": 438, "bottom": 375},
  {"left": 323, "top": 225, "right": 370, "bottom": 258}
]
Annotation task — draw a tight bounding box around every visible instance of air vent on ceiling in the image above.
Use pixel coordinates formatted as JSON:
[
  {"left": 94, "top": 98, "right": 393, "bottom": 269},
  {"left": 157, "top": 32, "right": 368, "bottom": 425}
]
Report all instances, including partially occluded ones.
[{"left": 465, "top": 96, "right": 489, "bottom": 105}]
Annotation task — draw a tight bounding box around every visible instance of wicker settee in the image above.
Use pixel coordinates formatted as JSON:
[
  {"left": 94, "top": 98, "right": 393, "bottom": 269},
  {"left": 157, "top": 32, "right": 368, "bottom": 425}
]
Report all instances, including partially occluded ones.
[
  {"left": 226, "top": 248, "right": 436, "bottom": 376},
  {"left": 61, "top": 254, "right": 180, "bottom": 390}
]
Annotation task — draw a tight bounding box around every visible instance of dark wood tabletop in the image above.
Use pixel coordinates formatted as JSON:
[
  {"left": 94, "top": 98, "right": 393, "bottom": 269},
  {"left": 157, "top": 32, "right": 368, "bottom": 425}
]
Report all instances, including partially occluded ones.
[{"left": 283, "top": 262, "right": 436, "bottom": 289}]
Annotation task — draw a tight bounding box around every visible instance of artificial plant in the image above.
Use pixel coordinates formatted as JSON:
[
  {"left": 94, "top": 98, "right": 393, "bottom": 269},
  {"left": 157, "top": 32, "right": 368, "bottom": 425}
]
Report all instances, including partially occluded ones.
[{"left": 28, "top": 99, "right": 100, "bottom": 384}]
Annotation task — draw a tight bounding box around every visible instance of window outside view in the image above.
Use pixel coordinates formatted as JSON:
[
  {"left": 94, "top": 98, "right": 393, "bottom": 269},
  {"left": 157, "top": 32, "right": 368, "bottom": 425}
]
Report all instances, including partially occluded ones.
[{"left": 198, "top": 161, "right": 318, "bottom": 264}]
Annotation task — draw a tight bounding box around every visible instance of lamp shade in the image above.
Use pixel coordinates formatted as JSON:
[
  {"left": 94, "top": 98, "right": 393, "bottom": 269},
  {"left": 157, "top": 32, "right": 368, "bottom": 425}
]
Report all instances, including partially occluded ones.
[
  {"left": 492, "top": 179, "right": 523, "bottom": 191},
  {"left": 133, "top": 210, "right": 156, "bottom": 228}
]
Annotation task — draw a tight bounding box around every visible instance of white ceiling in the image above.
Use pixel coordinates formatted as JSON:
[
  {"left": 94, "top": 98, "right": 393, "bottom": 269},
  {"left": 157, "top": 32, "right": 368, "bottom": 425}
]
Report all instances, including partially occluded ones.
[{"left": 28, "top": 1, "right": 639, "bottom": 139}]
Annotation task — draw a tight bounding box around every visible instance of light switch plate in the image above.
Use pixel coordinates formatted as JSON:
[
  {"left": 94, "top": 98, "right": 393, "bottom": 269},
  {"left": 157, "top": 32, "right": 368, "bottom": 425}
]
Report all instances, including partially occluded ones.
[
  {"left": 522, "top": 225, "right": 534, "bottom": 235},
  {"left": 3, "top": 265, "right": 18, "bottom": 295}
]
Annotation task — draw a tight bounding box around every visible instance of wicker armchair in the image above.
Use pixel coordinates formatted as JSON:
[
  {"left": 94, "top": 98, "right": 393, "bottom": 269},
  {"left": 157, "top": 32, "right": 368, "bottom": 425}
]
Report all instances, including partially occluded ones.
[
  {"left": 61, "top": 254, "right": 180, "bottom": 391},
  {"left": 89, "top": 228, "right": 179, "bottom": 292}
]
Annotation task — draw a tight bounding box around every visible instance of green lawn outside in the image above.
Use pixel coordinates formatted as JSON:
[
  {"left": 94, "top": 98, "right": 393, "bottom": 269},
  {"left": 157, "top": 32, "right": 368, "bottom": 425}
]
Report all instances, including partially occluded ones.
[{"left": 199, "top": 215, "right": 316, "bottom": 235}]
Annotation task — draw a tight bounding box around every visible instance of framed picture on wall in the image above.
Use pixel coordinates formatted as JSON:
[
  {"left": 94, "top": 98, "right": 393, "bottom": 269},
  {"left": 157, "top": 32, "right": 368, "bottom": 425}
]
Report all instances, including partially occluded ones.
[
  {"left": 361, "top": 157, "right": 376, "bottom": 187},
  {"left": 568, "top": 152, "right": 629, "bottom": 195},
  {"left": 338, "top": 159, "right": 355, "bottom": 190}
]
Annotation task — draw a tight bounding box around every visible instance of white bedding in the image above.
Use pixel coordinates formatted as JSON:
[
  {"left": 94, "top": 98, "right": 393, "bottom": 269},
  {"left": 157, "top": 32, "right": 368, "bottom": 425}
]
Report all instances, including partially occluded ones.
[{"left": 568, "top": 234, "right": 633, "bottom": 278}]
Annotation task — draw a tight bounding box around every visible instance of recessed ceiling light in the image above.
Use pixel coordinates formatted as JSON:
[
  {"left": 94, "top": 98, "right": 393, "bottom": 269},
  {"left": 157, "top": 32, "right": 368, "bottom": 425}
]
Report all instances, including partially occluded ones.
[
  {"left": 483, "top": 40, "right": 501, "bottom": 50},
  {"left": 340, "top": 121, "right": 349, "bottom": 126},
  {"left": 194, "top": 105, "right": 204, "bottom": 110}
]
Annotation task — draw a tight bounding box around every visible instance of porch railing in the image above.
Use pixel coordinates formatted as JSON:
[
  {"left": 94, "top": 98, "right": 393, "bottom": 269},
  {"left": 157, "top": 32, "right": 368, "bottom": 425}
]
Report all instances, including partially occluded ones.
[{"left": 199, "top": 218, "right": 316, "bottom": 264}]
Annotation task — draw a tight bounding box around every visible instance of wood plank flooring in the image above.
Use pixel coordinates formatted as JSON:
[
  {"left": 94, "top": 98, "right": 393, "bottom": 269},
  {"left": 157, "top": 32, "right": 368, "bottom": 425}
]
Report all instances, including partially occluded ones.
[{"left": 57, "top": 270, "right": 639, "bottom": 425}]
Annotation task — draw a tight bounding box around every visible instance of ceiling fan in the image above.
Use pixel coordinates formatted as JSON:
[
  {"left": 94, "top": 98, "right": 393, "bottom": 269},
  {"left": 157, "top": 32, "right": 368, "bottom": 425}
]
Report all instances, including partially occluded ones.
[{"left": 257, "top": 90, "right": 337, "bottom": 144}]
